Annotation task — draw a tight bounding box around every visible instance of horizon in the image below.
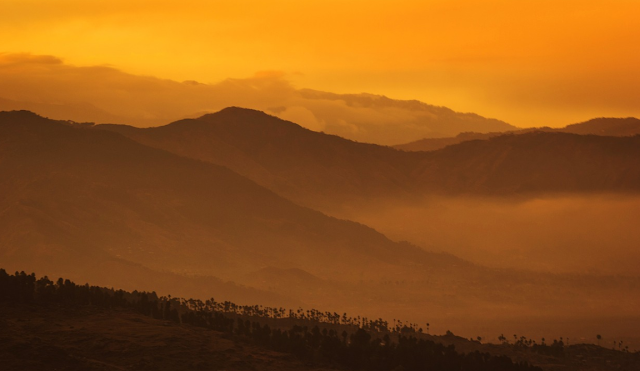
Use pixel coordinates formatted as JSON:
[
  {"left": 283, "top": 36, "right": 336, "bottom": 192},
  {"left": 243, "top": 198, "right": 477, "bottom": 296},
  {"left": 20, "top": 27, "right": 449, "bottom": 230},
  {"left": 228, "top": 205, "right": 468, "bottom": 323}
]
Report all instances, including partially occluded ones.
[{"left": 2, "top": 0, "right": 640, "bottom": 128}]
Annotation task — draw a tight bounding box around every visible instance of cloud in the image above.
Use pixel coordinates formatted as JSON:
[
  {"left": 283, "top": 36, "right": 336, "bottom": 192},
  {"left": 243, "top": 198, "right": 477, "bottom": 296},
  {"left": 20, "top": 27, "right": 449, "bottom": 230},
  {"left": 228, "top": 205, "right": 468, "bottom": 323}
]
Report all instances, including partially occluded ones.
[
  {"left": 276, "top": 106, "right": 325, "bottom": 132},
  {"left": 0, "top": 53, "right": 515, "bottom": 145},
  {"left": 0, "top": 53, "right": 62, "bottom": 66}
]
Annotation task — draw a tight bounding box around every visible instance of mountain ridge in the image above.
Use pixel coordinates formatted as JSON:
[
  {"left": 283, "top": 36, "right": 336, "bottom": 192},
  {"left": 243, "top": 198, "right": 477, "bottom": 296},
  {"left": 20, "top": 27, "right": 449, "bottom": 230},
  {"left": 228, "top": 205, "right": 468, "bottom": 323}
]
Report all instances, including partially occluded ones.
[
  {"left": 93, "top": 108, "right": 640, "bottom": 213},
  {"left": 0, "top": 110, "right": 466, "bottom": 303},
  {"left": 394, "top": 117, "right": 640, "bottom": 152}
]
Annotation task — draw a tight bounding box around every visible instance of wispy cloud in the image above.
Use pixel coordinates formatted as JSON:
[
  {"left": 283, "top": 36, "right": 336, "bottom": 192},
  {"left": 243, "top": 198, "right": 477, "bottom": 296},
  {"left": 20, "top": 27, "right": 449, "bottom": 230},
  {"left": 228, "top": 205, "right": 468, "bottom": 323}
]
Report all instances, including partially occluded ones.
[{"left": 0, "top": 53, "right": 514, "bottom": 145}]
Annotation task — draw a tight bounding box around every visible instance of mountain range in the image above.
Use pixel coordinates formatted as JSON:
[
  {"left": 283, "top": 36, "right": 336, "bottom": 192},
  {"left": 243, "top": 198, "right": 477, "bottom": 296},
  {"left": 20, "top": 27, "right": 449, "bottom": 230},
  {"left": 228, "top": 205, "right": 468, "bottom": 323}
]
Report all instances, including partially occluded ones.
[
  {"left": 2, "top": 108, "right": 640, "bottom": 342},
  {"left": 0, "top": 110, "right": 462, "bottom": 305},
  {"left": 0, "top": 53, "right": 516, "bottom": 145},
  {"left": 394, "top": 117, "right": 640, "bottom": 152},
  {"left": 96, "top": 108, "right": 640, "bottom": 212}
]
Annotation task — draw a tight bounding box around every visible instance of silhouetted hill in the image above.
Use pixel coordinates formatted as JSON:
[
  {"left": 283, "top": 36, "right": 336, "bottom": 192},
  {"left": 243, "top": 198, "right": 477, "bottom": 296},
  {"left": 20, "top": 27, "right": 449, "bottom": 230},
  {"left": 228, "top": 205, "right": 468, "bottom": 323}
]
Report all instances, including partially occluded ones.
[
  {"left": 97, "top": 109, "right": 640, "bottom": 210},
  {"left": 0, "top": 53, "right": 519, "bottom": 145},
  {"left": 394, "top": 131, "right": 506, "bottom": 152},
  {"left": 413, "top": 132, "right": 640, "bottom": 194},
  {"left": 0, "top": 110, "right": 463, "bottom": 303},
  {"left": 3, "top": 270, "right": 638, "bottom": 371},
  {"left": 561, "top": 117, "right": 640, "bottom": 136},
  {"left": 4, "top": 110, "right": 640, "bottom": 346},
  {"left": 394, "top": 117, "right": 640, "bottom": 152},
  {"left": 97, "top": 107, "right": 423, "bottom": 210}
]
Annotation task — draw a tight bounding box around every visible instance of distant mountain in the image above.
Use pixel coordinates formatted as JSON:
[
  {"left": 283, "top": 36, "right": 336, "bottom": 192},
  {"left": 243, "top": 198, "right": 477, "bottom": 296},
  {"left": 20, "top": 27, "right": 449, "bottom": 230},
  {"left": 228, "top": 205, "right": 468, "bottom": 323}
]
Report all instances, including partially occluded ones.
[
  {"left": 4, "top": 110, "right": 640, "bottom": 336},
  {"left": 0, "top": 96, "right": 130, "bottom": 126},
  {"left": 412, "top": 131, "right": 640, "bottom": 194},
  {"left": 96, "top": 107, "right": 423, "bottom": 210},
  {"left": 394, "top": 117, "right": 640, "bottom": 152},
  {"left": 393, "top": 132, "right": 504, "bottom": 152},
  {"left": 294, "top": 89, "right": 517, "bottom": 144},
  {"left": 0, "top": 53, "right": 517, "bottom": 145},
  {"left": 561, "top": 117, "right": 640, "bottom": 136},
  {"left": 0, "top": 110, "right": 461, "bottom": 303},
  {"left": 97, "top": 108, "right": 640, "bottom": 213}
]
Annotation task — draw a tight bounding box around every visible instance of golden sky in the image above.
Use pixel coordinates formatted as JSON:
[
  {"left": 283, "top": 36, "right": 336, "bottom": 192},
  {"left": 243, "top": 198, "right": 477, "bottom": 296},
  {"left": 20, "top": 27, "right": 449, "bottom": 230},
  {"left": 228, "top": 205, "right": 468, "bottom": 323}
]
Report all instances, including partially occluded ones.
[{"left": 1, "top": 0, "right": 639, "bottom": 127}]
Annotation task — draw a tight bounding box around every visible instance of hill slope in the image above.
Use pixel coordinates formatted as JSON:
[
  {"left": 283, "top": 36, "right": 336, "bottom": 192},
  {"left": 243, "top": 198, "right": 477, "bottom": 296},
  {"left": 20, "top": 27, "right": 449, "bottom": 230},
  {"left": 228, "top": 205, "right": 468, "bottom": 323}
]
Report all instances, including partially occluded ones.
[
  {"left": 561, "top": 117, "right": 640, "bottom": 136},
  {"left": 97, "top": 108, "right": 640, "bottom": 211},
  {"left": 0, "top": 110, "right": 459, "bottom": 300},
  {"left": 413, "top": 131, "right": 640, "bottom": 194},
  {"left": 394, "top": 117, "right": 640, "bottom": 152},
  {"left": 97, "top": 107, "right": 423, "bottom": 209}
]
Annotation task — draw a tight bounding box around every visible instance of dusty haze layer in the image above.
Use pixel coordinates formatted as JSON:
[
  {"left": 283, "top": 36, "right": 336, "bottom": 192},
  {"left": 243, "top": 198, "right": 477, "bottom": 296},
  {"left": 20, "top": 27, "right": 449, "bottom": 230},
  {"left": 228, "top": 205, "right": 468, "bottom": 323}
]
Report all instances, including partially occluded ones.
[
  {"left": 2, "top": 109, "right": 640, "bottom": 352},
  {"left": 3, "top": 1, "right": 640, "bottom": 127},
  {"left": 0, "top": 53, "right": 514, "bottom": 145},
  {"left": 336, "top": 195, "right": 640, "bottom": 276}
]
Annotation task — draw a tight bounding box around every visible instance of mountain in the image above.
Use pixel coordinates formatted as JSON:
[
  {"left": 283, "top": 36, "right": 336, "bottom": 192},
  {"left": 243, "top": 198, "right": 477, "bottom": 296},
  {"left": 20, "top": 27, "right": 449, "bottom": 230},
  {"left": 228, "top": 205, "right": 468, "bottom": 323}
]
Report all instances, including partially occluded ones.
[
  {"left": 394, "top": 117, "right": 640, "bottom": 152},
  {"left": 0, "top": 53, "right": 517, "bottom": 145},
  {"left": 412, "top": 131, "right": 640, "bottom": 194},
  {"left": 0, "top": 110, "right": 462, "bottom": 302},
  {"left": 96, "top": 107, "right": 424, "bottom": 210},
  {"left": 561, "top": 117, "right": 640, "bottom": 136},
  {"left": 294, "top": 89, "right": 517, "bottom": 144},
  {"left": 97, "top": 108, "right": 640, "bottom": 211},
  {"left": 4, "top": 110, "right": 640, "bottom": 345},
  {"left": 393, "top": 131, "right": 504, "bottom": 152},
  {"left": 0, "top": 96, "right": 129, "bottom": 127}
]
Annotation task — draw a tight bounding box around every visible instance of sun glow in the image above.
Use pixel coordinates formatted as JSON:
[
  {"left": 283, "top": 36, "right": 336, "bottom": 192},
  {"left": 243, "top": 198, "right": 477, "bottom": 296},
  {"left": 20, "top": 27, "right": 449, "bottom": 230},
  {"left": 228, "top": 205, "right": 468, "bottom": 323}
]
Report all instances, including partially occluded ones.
[{"left": 1, "top": 0, "right": 639, "bottom": 126}]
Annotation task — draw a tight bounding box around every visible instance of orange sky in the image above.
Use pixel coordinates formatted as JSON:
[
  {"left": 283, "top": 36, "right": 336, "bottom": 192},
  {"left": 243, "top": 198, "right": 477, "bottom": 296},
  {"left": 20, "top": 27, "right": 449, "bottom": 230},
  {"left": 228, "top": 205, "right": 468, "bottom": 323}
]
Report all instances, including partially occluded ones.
[{"left": 1, "top": 0, "right": 639, "bottom": 127}]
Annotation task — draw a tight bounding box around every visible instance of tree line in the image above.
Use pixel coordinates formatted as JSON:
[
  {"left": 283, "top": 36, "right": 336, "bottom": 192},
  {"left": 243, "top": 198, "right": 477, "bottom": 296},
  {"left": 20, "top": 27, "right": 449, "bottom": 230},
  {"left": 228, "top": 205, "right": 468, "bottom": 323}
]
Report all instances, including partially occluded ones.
[{"left": 0, "top": 269, "right": 541, "bottom": 371}]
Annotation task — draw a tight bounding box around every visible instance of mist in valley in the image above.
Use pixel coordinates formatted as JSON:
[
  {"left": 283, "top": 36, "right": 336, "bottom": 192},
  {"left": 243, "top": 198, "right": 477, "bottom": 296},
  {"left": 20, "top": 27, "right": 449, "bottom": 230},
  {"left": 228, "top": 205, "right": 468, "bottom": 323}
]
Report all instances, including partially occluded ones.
[
  {"left": 337, "top": 194, "right": 640, "bottom": 277},
  {"left": 324, "top": 194, "right": 640, "bottom": 348}
]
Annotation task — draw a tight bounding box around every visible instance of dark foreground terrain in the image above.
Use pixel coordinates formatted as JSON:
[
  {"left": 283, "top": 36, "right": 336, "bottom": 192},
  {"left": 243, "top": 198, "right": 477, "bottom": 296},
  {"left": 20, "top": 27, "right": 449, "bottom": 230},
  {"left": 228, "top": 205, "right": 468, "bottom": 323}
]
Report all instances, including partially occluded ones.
[
  {"left": 0, "top": 303, "right": 332, "bottom": 371},
  {"left": 1, "top": 271, "right": 639, "bottom": 371}
]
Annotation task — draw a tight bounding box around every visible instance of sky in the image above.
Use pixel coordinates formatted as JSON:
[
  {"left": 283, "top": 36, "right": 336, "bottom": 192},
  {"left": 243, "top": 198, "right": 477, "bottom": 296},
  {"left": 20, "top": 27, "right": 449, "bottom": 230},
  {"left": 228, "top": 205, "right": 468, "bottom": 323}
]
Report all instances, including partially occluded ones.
[{"left": 1, "top": 0, "right": 639, "bottom": 128}]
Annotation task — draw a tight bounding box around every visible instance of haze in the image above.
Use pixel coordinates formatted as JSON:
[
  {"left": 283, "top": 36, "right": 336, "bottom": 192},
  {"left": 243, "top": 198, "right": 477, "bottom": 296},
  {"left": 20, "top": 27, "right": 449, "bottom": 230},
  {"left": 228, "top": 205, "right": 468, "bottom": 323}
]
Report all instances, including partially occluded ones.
[
  {"left": 2, "top": 0, "right": 640, "bottom": 127},
  {"left": 2, "top": 1, "right": 640, "bottom": 368},
  {"left": 337, "top": 195, "right": 640, "bottom": 276}
]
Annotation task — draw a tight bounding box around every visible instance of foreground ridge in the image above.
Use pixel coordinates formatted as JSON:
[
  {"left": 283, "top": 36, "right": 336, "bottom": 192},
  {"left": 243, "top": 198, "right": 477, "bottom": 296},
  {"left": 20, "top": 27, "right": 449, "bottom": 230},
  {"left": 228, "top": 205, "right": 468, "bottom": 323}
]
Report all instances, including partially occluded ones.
[{"left": 0, "top": 269, "right": 540, "bottom": 371}]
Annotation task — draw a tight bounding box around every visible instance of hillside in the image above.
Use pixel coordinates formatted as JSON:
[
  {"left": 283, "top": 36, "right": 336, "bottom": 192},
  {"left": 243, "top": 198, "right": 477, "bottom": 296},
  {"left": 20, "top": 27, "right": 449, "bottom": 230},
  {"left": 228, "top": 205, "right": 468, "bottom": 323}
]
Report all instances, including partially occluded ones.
[
  {"left": 4, "top": 110, "right": 640, "bottom": 350},
  {"left": 2, "top": 270, "right": 638, "bottom": 371},
  {"left": 97, "top": 108, "right": 640, "bottom": 211},
  {"left": 561, "top": 117, "right": 640, "bottom": 136},
  {"left": 394, "top": 117, "right": 640, "bottom": 152},
  {"left": 1, "top": 304, "right": 319, "bottom": 371},
  {"left": 413, "top": 131, "right": 640, "bottom": 194},
  {"left": 96, "top": 107, "right": 423, "bottom": 210},
  {"left": 393, "top": 131, "right": 504, "bottom": 152},
  {"left": 0, "top": 110, "right": 460, "bottom": 301}
]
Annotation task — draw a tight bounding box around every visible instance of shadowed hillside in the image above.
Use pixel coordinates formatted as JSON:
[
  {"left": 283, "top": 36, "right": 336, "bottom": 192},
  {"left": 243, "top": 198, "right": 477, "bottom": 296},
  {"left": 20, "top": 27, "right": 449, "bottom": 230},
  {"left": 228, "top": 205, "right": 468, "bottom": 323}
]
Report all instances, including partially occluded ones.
[
  {"left": 394, "top": 117, "right": 640, "bottom": 152},
  {"left": 4, "top": 110, "right": 640, "bottom": 352},
  {"left": 561, "top": 117, "right": 640, "bottom": 136},
  {"left": 4, "top": 270, "right": 640, "bottom": 371},
  {"left": 413, "top": 131, "right": 640, "bottom": 194},
  {"left": 0, "top": 110, "right": 476, "bottom": 308},
  {"left": 97, "top": 108, "right": 640, "bottom": 212},
  {"left": 97, "top": 107, "right": 423, "bottom": 210}
]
